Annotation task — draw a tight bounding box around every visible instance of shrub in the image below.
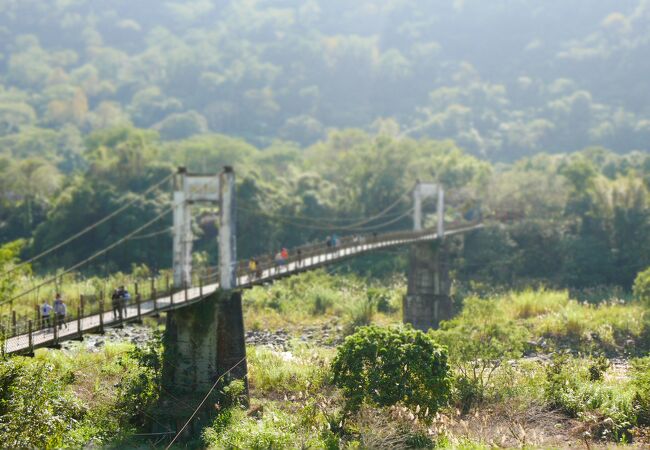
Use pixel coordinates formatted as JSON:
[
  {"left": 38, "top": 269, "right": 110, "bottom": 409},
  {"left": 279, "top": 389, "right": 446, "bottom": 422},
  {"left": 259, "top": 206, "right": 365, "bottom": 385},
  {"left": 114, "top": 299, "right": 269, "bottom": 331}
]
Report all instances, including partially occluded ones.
[
  {"left": 631, "top": 357, "right": 650, "bottom": 426},
  {"left": 344, "top": 297, "right": 376, "bottom": 334},
  {"left": 0, "top": 358, "right": 85, "bottom": 449},
  {"left": 115, "top": 331, "right": 163, "bottom": 429},
  {"left": 544, "top": 353, "right": 636, "bottom": 441},
  {"left": 331, "top": 325, "right": 451, "bottom": 418},
  {"left": 633, "top": 267, "right": 650, "bottom": 307},
  {"left": 431, "top": 296, "right": 529, "bottom": 412},
  {"left": 203, "top": 403, "right": 338, "bottom": 450},
  {"left": 368, "top": 287, "right": 397, "bottom": 314}
]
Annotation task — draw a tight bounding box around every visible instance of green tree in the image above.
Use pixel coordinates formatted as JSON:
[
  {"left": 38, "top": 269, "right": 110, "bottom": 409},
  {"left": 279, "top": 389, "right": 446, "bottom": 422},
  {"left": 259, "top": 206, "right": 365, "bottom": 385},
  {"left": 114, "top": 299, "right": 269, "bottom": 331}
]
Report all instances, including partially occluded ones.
[
  {"left": 331, "top": 325, "right": 451, "bottom": 418},
  {"left": 633, "top": 267, "right": 650, "bottom": 307}
]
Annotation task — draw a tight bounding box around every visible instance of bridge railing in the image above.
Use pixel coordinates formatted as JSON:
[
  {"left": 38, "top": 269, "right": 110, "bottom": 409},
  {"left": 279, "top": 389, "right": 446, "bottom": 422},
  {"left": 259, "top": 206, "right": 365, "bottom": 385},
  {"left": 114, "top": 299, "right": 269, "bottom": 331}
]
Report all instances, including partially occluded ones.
[{"left": 2, "top": 221, "right": 482, "bottom": 347}]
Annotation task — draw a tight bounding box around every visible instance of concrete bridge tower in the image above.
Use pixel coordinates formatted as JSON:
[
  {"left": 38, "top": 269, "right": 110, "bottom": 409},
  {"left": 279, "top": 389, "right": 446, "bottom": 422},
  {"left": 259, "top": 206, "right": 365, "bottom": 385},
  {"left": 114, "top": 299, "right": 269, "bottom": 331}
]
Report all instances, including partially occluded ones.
[
  {"left": 403, "top": 182, "right": 453, "bottom": 330},
  {"left": 157, "top": 167, "right": 247, "bottom": 435}
]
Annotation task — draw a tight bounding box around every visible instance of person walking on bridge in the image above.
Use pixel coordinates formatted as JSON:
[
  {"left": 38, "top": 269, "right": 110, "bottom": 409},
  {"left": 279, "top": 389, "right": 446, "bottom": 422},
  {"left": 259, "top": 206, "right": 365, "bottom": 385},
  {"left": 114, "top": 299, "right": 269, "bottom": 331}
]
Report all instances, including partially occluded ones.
[
  {"left": 111, "top": 288, "right": 122, "bottom": 320},
  {"left": 120, "top": 286, "right": 131, "bottom": 319},
  {"left": 248, "top": 258, "right": 258, "bottom": 280},
  {"left": 53, "top": 293, "right": 67, "bottom": 330},
  {"left": 41, "top": 301, "right": 53, "bottom": 329}
]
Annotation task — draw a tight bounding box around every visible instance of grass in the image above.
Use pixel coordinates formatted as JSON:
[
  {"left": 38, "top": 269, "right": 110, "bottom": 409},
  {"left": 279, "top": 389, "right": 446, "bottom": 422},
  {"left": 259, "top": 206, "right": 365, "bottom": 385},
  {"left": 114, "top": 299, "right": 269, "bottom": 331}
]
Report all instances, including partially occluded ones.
[
  {"left": 3, "top": 271, "right": 650, "bottom": 448},
  {"left": 247, "top": 344, "right": 333, "bottom": 396},
  {"left": 243, "top": 270, "right": 403, "bottom": 334}
]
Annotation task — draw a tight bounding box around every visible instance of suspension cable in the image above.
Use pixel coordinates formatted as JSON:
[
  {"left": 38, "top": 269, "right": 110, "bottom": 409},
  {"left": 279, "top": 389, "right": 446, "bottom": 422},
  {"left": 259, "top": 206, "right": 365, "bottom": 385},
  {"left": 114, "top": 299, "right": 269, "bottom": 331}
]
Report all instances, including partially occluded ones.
[
  {"left": 237, "top": 204, "right": 414, "bottom": 233},
  {"left": 0, "top": 206, "right": 174, "bottom": 306},
  {"left": 127, "top": 227, "right": 172, "bottom": 240},
  {"left": 0, "top": 172, "right": 174, "bottom": 278},
  {"left": 238, "top": 182, "right": 415, "bottom": 227}
]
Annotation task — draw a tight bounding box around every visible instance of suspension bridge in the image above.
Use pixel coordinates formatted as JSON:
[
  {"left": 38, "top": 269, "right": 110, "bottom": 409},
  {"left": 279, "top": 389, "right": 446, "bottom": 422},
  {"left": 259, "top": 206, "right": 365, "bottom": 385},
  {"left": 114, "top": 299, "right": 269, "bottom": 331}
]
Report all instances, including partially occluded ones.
[{"left": 1, "top": 165, "right": 482, "bottom": 422}]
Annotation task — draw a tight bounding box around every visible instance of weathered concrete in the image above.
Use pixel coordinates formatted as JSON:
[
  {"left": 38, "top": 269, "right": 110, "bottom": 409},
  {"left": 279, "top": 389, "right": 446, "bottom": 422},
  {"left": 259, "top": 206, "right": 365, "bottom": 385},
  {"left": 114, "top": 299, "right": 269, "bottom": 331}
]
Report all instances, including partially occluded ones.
[
  {"left": 157, "top": 289, "right": 247, "bottom": 436},
  {"left": 216, "top": 291, "right": 248, "bottom": 394},
  {"left": 403, "top": 241, "right": 452, "bottom": 330}
]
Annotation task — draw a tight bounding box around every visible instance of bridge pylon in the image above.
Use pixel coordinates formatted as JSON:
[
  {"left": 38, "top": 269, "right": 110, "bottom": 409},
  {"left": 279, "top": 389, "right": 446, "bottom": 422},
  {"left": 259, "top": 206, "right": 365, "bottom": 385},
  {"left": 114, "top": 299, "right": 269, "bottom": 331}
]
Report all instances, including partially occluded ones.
[
  {"left": 404, "top": 181, "right": 452, "bottom": 330},
  {"left": 159, "top": 166, "right": 247, "bottom": 437}
]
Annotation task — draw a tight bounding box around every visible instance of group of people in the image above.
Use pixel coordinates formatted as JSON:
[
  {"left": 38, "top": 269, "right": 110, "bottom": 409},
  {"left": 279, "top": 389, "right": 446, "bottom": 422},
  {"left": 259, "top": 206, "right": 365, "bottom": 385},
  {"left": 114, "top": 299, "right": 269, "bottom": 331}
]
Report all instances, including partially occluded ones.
[
  {"left": 111, "top": 285, "right": 132, "bottom": 320},
  {"left": 325, "top": 234, "right": 340, "bottom": 248},
  {"left": 246, "top": 233, "right": 372, "bottom": 280},
  {"left": 274, "top": 247, "right": 289, "bottom": 265},
  {"left": 41, "top": 293, "right": 67, "bottom": 329}
]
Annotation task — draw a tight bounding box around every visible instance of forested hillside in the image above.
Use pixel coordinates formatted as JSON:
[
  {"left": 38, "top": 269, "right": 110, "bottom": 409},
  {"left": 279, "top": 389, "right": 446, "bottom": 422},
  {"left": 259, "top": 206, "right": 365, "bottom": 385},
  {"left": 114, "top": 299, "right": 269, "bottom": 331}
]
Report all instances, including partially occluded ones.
[
  {"left": 1, "top": 0, "right": 650, "bottom": 158},
  {"left": 0, "top": 0, "right": 649, "bottom": 286}
]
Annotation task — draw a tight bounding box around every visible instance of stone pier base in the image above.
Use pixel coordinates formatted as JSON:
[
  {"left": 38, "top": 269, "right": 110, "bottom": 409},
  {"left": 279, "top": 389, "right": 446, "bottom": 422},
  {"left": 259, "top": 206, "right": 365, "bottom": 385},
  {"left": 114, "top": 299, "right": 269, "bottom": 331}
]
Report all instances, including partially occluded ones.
[
  {"left": 156, "top": 290, "right": 247, "bottom": 437},
  {"left": 403, "top": 242, "right": 452, "bottom": 331}
]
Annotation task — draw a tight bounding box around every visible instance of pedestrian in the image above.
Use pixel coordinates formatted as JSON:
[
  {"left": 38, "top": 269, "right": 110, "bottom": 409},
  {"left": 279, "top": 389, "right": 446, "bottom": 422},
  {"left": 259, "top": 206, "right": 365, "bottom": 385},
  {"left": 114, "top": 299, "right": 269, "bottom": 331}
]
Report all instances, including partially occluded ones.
[
  {"left": 275, "top": 251, "right": 284, "bottom": 265},
  {"left": 248, "top": 258, "right": 258, "bottom": 279},
  {"left": 325, "top": 235, "right": 332, "bottom": 248},
  {"left": 120, "top": 286, "right": 131, "bottom": 318},
  {"left": 41, "top": 301, "right": 53, "bottom": 329},
  {"left": 53, "top": 293, "right": 67, "bottom": 329},
  {"left": 281, "top": 247, "right": 288, "bottom": 260},
  {"left": 296, "top": 249, "right": 302, "bottom": 268},
  {"left": 111, "top": 288, "right": 122, "bottom": 320}
]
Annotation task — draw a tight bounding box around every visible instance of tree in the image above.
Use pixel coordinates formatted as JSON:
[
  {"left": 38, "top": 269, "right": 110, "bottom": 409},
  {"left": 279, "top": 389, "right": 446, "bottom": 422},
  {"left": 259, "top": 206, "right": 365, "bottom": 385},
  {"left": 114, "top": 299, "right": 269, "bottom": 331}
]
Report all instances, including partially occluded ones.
[
  {"left": 331, "top": 325, "right": 451, "bottom": 418},
  {"left": 633, "top": 267, "right": 650, "bottom": 307}
]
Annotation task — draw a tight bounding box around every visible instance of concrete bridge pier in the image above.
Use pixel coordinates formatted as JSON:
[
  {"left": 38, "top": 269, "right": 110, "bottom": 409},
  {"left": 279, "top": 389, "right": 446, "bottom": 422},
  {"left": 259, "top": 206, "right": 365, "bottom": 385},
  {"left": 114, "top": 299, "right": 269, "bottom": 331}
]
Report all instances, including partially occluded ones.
[
  {"left": 157, "top": 289, "right": 247, "bottom": 436},
  {"left": 403, "top": 241, "right": 452, "bottom": 331}
]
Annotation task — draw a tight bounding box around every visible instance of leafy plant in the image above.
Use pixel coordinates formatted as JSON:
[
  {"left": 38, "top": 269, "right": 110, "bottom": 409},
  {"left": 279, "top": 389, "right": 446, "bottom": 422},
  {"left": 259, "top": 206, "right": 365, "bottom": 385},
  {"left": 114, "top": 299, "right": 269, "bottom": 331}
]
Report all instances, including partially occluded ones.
[
  {"left": 431, "top": 296, "right": 529, "bottom": 412},
  {"left": 331, "top": 325, "right": 451, "bottom": 418},
  {"left": 630, "top": 357, "right": 650, "bottom": 426},
  {"left": 633, "top": 267, "right": 650, "bottom": 307}
]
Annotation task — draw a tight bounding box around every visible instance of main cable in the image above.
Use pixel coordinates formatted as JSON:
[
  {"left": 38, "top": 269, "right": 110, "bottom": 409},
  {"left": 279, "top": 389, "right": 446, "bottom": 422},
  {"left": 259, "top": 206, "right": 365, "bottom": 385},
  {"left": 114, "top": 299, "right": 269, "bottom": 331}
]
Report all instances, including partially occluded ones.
[
  {"left": 127, "top": 227, "right": 172, "bottom": 240},
  {"left": 1, "top": 172, "right": 174, "bottom": 278},
  {"left": 237, "top": 205, "right": 414, "bottom": 233},
  {"left": 1, "top": 205, "right": 174, "bottom": 306},
  {"left": 238, "top": 182, "right": 415, "bottom": 228}
]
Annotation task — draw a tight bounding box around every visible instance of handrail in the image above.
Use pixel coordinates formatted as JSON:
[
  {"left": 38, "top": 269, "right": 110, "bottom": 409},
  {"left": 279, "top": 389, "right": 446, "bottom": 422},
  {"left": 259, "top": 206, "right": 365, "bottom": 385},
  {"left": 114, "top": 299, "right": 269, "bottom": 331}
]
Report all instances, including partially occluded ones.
[{"left": 1, "top": 222, "right": 482, "bottom": 344}]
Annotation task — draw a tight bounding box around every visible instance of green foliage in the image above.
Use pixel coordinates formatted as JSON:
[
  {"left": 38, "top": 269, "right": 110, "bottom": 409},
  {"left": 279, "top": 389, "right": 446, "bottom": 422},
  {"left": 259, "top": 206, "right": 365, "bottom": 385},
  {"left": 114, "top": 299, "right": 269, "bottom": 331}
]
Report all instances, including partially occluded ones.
[
  {"left": 432, "top": 296, "right": 529, "bottom": 412},
  {"left": 203, "top": 403, "right": 338, "bottom": 450},
  {"left": 633, "top": 267, "right": 650, "bottom": 307},
  {"left": 248, "top": 345, "right": 331, "bottom": 396},
  {"left": 544, "top": 353, "right": 637, "bottom": 440},
  {"left": 244, "top": 271, "right": 402, "bottom": 331},
  {"left": 0, "top": 339, "right": 165, "bottom": 449},
  {"left": 630, "top": 357, "right": 650, "bottom": 426},
  {"left": 115, "top": 331, "right": 163, "bottom": 428},
  {"left": 331, "top": 325, "right": 451, "bottom": 417},
  {"left": 0, "top": 358, "right": 85, "bottom": 449},
  {"left": 0, "top": 239, "right": 31, "bottom": 301}
]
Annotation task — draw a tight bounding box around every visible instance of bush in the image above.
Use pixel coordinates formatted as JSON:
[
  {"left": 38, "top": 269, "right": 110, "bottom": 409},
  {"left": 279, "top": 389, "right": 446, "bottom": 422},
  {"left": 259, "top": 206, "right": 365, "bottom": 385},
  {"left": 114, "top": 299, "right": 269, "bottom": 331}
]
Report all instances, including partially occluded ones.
[
  {"left": 331, "top": 325, "right": 451, "bottom": 418},
  {"left": 203, "top": 403, "right": 339, "bottom": 450},
  {"left": 344, "top": 297, "right": 376, "bottom": 334},
  {"left": 633, "top": 267, "right": 650, "bottom": 307},
  {"left": 631, "top": 357, "right": 650, "bottom": 426},
  {"left": 431, "top": 296, "right": 529, "bottom": 412},
  {"left": 544, "top": 353, "right": 636, "bottom": 441},
  {"left": 0, "top": 358, "right": 85, "bottom": 449},
  {"left": 115, "top": 331, "right": 163, "bottom": 428}
]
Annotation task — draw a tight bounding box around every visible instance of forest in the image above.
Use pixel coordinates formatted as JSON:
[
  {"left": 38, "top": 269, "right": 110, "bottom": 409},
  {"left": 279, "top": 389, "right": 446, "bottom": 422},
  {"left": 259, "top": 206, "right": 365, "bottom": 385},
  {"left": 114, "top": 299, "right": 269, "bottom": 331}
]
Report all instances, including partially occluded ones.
[{"left": 1, "top": 1, "right": 650, "bottom": 449}]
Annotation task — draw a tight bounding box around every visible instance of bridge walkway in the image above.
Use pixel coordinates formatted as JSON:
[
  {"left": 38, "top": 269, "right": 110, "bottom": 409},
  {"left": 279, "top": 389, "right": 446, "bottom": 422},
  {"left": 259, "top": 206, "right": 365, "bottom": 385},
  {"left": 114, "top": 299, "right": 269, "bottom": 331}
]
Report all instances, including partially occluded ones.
[{"left": 3, "top": 224, "right": 481, "bottom": 355}]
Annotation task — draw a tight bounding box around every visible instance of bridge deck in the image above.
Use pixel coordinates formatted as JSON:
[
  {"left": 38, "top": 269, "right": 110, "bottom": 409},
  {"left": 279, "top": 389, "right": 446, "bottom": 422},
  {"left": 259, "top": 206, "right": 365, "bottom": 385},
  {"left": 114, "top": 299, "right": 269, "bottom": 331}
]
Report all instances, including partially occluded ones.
[{"left": 3, "top": 224, "right": 482, "bottom": 355}]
